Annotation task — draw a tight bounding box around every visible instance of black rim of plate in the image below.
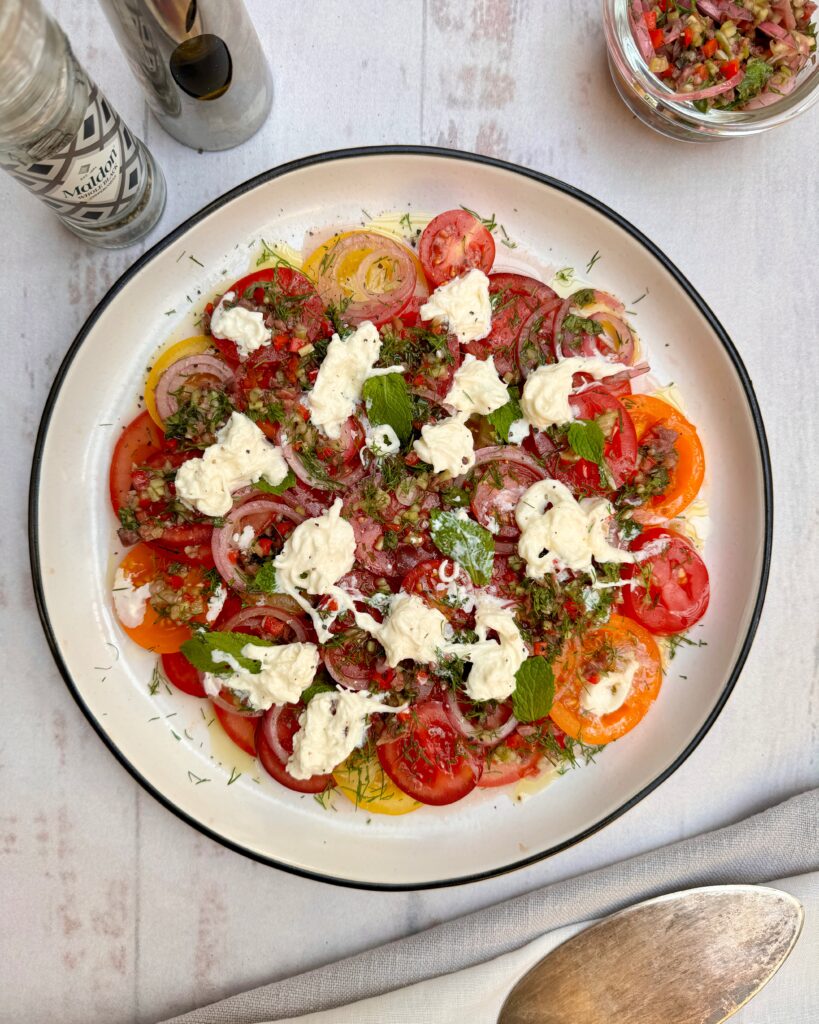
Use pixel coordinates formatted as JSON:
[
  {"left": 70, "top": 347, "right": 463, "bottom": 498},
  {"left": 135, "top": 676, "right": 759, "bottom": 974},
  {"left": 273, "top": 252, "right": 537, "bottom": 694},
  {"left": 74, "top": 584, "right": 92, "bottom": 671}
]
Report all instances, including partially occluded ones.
[{"left": 29, "top": 145, "right": 773, "bottom": 891}]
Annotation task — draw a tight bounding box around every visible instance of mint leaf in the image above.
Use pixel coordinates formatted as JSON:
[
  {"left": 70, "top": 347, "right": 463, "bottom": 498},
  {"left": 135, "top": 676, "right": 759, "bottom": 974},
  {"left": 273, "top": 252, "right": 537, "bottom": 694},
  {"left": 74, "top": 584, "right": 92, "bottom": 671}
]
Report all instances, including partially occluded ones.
[
  {"left": 300, "top": 680, "right": 336, "bottom": 704},
  {"left": 729, "top": 58, "right": 773, "bottom": 108},
  {"left": 181, "top": 630, "right": 272, "bottom": 675},
  {"left": 571, "top": 288, "right": 595, "bottom": 308},
  {"left": 249, "top": 560, "right": 277, "bottom": 594},
  {"left": 512, "top": 657, "right": 555, "bottom": 722},
  {"left": 563, "top": 313, "right": 602, "bottom": 335},
  {"left": 429, "top": 509, "right": 494, "bottom": 586},
  {"left": 255, "top": 469, "right": 295, "bottom": 495},
  {"left": 362, "top": 373, "right": 413, "bottom": 444},
  {"left": 486, "top": 396, "right": 522, "bottom": 443},
  {"left": 567, "top": 419, "right": 605, "bottom": 465}
]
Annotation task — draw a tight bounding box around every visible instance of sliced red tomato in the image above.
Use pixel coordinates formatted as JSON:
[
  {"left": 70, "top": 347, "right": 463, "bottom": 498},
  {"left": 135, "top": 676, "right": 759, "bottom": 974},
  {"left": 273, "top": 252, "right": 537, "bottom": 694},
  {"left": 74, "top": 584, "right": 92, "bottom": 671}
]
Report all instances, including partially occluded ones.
[
  {"left": 471, "top": 461, "right": 543, "bottom": 541},
  {"left": 213, "top": 704, "right": 258, "bottom": 756},
  {"left": 551, "top": 387, "right": 637, "bottom": 497},
  {"left": 622, "top": 529, "right": 709, "bottom": 635},
  {"left": 257, "top": 704, "right": 336, "bottom": 794},
  {"left": 467, "top": 273, "right": 561, "bottom": 379},
  {"left": 161, "top": 651, "right": 206, "bottom": 697},
  {"left": 109, "top": 411, "right": 165, "bottom": 512},
  {"left": 478, "top": 737, "right": 542, "bottom": 788},
  {"left": 401, "top": 558, "right": 474, "bottom": 627},
  {"left": 417, "top": 209, "right": 495, "bottom": 288},
  {"left": 212, "top": 267, "right": 326, "bottom": 363},
  {"left": 148, "top": 522, "right": 215, "bottom": 567},
  {"left": 378, "top": 701, "right": 482, "bottom": 805}
]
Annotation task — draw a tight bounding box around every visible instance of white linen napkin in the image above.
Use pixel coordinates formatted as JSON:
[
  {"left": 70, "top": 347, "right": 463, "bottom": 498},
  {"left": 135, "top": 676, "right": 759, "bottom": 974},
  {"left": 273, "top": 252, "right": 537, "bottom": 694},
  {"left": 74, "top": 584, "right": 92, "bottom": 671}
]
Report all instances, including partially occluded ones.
[
  {"left": 271, "top": 872, "right": 818, "bottom": 1023},
  {"left": 160, "top": 789, "right": 819, "bottom": 1024}
]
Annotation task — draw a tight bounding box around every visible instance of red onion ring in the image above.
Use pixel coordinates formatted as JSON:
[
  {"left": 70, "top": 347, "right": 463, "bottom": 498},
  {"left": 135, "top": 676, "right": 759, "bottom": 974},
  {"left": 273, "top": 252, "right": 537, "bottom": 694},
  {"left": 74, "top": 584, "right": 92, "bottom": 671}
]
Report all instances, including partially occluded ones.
[
  {"left": 221, "top": 602, "right": 309, "bottom": 642},
  {"left": 671, "top": 70, "right": 744, "bottom": 102},
  {"left": 281, "top": 441, "right": 367, "bottom": 491},
  {"left": 443, "top": 690, "right": 519, "bottom": 748},
  {"left": 261, "top": 705, "right": 294, "bottom": 764},
  {"left": 314, "top": 232, "right": 417, "bottom": 327},
  {"left": 155, "top": 355, "right": 233, "bottom": 421},
  {"left": 212, "top": 498, "right": 304, "bottom": 591},
  {"left": 629, "top": 0, "right": 654, "bottom": 61},
  {"left": 473, "top": 445, "right": 549, "bottom": 478},
  {"left": 323, "top": 640, "right": 373, "bottom": 690}
]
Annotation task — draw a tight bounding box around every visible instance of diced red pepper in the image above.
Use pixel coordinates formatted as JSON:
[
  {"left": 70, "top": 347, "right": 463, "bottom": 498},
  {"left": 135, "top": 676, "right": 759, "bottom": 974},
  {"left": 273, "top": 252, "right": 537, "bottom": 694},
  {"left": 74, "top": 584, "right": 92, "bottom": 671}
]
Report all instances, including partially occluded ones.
[
  {"left": 658, "top": 0, "right": 668, "bottom": 9},
  {"left": 167, "top": 574, "right": 184, "bottom": 590},
  {"left": 405, "top": 452, "right": 420, "bottom": 466},
  {"left": 297, "top": 405, "right": 310, "bottom": 421},
  {"left": 693, "top": 63, "right": 708, "bottom": 81},
  {"left": 660, "top": 65, "right": 675, "bottom": 78},
  {"left": 649, "top": 27, "right": 664, "bottom": 48},
  {"left": 701, "top": 37, "right": 718, "bottom": 58},
  {"left": 273, "top": 334, "right": 289, "bottom": 351},
  {"left": 533, "top": 641, "right": 549, "bottom": 656},
  {"left": 288, "top": 338, "right": 302, "bottom": 353},
  {"left": 643, "top": 10, "right": 657, "bottom": 30},
  {"left": 506, "top": 732, "right": 524, "bottom": 750},
  {"left": 682, "top": 26, "right": 693, "bottom": 47},
  {"left": 256, "top": 537, "right": 273, "bottom": 555},
  {"left": 262, "top": 616, "right": 286, "bottom": 637},
  {"left": 720, "top": 59, "right": 739, "bottom": 78}
]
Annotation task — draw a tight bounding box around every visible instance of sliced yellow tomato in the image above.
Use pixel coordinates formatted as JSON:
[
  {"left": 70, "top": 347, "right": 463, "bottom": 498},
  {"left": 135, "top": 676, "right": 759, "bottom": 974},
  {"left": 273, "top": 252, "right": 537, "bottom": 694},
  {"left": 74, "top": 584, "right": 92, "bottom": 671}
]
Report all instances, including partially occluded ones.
[
  {"left": 144, "top": 336, "right": 212, "bottom": 427},
  {"left": 333, "top": 749, "right": 421, "bottom": 816}
]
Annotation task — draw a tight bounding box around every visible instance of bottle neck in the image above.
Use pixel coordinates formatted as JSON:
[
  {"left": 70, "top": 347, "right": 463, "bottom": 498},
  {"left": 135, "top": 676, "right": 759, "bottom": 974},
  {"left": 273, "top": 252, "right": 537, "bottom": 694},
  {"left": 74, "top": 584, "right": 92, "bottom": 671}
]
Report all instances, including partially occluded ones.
[{"left": 0, "top": 0, "right": 88, "bottom": 157}]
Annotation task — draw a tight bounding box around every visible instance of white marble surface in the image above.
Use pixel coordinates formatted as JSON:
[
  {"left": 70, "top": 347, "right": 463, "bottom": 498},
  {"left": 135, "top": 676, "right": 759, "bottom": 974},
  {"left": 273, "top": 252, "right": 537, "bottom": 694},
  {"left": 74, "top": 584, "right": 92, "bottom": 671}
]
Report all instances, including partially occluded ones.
[{"left": 2, "top": 2, "right": 817, "bottom": 1022}]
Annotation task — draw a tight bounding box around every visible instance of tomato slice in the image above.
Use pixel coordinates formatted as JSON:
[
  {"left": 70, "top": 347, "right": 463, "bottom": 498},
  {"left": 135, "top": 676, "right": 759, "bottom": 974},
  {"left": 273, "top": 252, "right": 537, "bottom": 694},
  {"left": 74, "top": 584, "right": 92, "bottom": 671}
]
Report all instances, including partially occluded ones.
[
  {"left": 213, "top": 704, "right": 258, "bottom": 756},
  {"left": 400, "top": 558, "right": 474, "bottom": 626},
  {"left": 213, "top": 267, "right": 326, "bottom": 363},
  {"left": 478, "top": 739, "right": 542, "bottom": 788},
  {"left": 417, "top": 209, "right": 495, "bottom": 288},
  {"left": 333, "top": 748, "right": 421, "bottom": 815},
  {"left": 622, "top": 395, "right": 705, "bottom": 522},
  {"left": 549, "top": 615, "right": 662, "bottom": 745},
  {"left": 161, "top": 651, "right": 206, "bottom": 697},
  {"left": 377, "top": 701, "right": 483, "bottom": 805},
  {"left": 622, "top": 529, "right": 709, "bottom": 635},
  {"left": 551, "top": 387, "right": 637, "bottom": 497},
  {"left": 112, "top": 544, "right": 208, "bottom": 653},
  {"left": 257, "top": 703, "right": 336, "bottom": 794},
  {"left": 471, "top": 461, "right": 543, "bottom": 540},
  {"left": 467, "top": 273, "right": 561, "bottom": 379},
  {"left": 109, "top": 411, "right": 166, "bottom": 513}
]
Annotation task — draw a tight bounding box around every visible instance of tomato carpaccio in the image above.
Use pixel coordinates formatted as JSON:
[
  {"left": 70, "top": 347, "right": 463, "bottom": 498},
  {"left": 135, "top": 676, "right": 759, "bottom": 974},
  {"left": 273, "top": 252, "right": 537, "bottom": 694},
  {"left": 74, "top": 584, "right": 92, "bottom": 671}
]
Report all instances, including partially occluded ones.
[{"left": 108, "top": 209, "right": 709, "bottom": 813}]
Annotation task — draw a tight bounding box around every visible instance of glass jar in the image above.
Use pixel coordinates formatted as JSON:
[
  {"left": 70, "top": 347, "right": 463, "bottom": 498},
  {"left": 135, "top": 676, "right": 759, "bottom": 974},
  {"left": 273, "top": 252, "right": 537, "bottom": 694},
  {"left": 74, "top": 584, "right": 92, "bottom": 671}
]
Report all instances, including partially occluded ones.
[
  {"left": 603, "top": 0, "right": 819, "bottom": 142},
  {"left": 0, "top": 0, "right": 166, "bottom": 247}
]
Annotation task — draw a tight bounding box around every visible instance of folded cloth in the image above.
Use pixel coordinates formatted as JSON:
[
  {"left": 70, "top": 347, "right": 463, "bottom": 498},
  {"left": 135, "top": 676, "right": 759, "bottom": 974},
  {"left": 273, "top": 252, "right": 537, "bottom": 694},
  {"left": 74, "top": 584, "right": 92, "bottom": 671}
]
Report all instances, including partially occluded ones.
[
  {"left": 161, "top": 788, "right": 819, "bottom": 1024},
  {"left": 272, "top": 871, "right": 819, "bottom": 1023}
]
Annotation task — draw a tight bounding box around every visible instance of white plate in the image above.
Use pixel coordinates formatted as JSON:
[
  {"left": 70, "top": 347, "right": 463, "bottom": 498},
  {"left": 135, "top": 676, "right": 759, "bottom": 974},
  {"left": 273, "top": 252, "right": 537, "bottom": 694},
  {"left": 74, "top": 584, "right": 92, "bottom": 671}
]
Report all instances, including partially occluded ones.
[{"left": 30, "top": 148, "right": 771, "bottom": 889}]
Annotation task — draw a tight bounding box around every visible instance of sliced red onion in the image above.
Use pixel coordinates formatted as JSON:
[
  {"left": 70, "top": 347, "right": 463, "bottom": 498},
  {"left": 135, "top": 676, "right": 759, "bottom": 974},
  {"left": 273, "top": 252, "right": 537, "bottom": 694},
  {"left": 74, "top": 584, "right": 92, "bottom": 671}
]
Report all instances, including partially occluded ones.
[
  {"left": 314, "top": 232, "right": 417, "bottom": 326},
  {"left": 279, "top": 481, "right": 331, "bottom": 519},
  {"left": 281, "top": 441, "right": 367, "bottom": 492},
  {"left": 473, "top": 445, "right": 549, "bottom": 478},
  {"left": 443, "top": 690, "right": 519, "bottom": 748},
  {"left": 744, "top": 73, "right": 799, "bottom": 109},
  {"left": 221, "top": 602, "right": 309, "bottom": 642},
  {"left": 629, "top": 0, "right": 654, "bottom": 61},
  {"left": 674, "top": 70, "right": 744, "bottom": 101},
  {"left": 212, "top": 499, "right": 304, "bottom": 591},
  {"left": 410, "top": 385, "right": 457, "bottom": 414},
  {"left": 323, "top": 643, "right": 373, "bottom": 690},
  {"left": 155, "top": 354, "right": 233, "bottom": 421},
  {"left": 261, "top": 705, "right": 293, "bottom": 764}
]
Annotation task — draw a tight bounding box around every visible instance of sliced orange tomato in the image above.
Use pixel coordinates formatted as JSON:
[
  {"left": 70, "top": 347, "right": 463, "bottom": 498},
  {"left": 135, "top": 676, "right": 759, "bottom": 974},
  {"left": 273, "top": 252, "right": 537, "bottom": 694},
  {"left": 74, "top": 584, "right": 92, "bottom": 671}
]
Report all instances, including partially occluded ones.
[
  {"left": 144, "top": 336, "right": 212, "bottom": 427},
  {"left": 333, "top": 748, "right": 421, "bottom": 816},
  {"left": 113, "top": 544, "right": 207, "bottom": 653},
  {"left": 549, "top": 615, "right": 662, "bottom": 745},
  {"left": 622, "top": 394, "right": 705, "bottom": 523}
]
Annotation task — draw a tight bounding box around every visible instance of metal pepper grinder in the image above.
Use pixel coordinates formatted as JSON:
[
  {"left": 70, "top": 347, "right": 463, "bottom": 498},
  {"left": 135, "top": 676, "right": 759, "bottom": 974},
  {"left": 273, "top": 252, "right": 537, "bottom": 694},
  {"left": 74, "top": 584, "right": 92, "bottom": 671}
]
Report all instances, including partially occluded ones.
[{"left": 97, "top": 0, "right": 273, "bottom": 151}]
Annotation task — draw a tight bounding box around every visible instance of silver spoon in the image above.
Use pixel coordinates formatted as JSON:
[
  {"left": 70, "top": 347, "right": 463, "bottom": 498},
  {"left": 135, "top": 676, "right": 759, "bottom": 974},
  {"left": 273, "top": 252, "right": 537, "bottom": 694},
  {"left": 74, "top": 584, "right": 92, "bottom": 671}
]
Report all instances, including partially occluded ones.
[{"left": 498, "top": 885, "right": 803, "bottom": 1024}]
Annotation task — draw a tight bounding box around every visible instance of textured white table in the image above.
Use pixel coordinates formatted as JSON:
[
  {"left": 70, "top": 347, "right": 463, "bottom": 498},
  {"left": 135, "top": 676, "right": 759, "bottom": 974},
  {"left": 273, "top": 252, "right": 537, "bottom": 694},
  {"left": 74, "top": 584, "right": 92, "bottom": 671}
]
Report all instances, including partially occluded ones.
[{"left": 2, "top": 2, "right": 817, "bottom": 1022}]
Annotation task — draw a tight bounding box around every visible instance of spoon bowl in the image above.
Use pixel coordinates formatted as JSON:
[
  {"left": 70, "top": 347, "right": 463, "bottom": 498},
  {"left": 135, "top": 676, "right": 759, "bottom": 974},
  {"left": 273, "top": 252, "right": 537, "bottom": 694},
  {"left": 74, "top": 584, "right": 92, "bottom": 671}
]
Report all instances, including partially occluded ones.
[{"left": 498, "top": 885, "right": 803, "bottom": 1024}]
